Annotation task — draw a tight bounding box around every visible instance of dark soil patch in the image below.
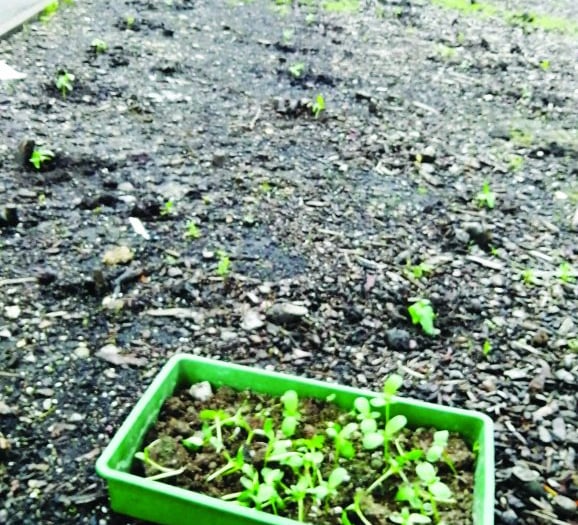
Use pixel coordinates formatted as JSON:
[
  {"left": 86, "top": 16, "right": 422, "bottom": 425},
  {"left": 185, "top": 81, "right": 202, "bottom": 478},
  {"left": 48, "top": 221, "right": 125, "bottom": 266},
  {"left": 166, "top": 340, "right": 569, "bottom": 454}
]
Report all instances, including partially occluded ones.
[
  {"left": 137, "top": 385, "right": 474, "bottom": 524},
  {"left": 0, "top": 0, "right": 577, "bottom": 524}
]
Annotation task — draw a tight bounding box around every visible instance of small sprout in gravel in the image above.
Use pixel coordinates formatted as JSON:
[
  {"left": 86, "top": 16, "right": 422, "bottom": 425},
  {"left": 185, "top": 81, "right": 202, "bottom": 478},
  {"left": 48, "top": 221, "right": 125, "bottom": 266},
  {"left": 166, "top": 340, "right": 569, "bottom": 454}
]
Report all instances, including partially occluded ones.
[
  {"left": 160, "top": 200, "right": 174, "bottom": 216},
  {"left": 520, "top": 268, "right": 535, "bottom": 286},
  {"left": 476, "top": 181, "right": 496, "bottom": 209},
  {"left": 29, "top": 147, "right": 54, "bottom": 170},
  {"left": 482, "top": 340, "right": 492, "bottom": 357},
  {"left": 558, "top": 261, "right": 575, "bottom": 283},
  {"left": 216, "top": 250, "right": 231, "bottom": 277},
  {"left": 90, "top": 38, "right": 108, "bottom": 53},
  {"left": 55, "top": 71, "right": 75, "bottom": 98},
  {"left": 289, "top": 62, "right": 305, "bottom": 78},
  {"left": 408, "top": 299, "right": 437, "bottom": 336},
  {"left": 508, "top": 155, "right": 524, "bottom": 172},
  {"left": 311, "top": 94, "right": 325, "bottom": 118},
  {"left": 539, "top": 59, "right": 550, "bottom": 71},
  {"left": 184, "top": 221, "right": 201, "bottom": 239},
  {"left": 568, "top": 339, "right": 578, "bottom": 353},
  {"left": 406, "top": 261, "right": 432, "bottom": 279}
]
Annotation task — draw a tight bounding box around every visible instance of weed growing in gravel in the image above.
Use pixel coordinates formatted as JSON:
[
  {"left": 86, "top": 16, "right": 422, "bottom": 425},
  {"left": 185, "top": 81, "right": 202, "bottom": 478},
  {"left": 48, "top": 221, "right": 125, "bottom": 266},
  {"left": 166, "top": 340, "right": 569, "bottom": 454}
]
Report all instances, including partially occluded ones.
[
  {"left": 90, "top": 38, "right": 108, "bottom": 54},
  {"left": 216, "top": 251, "right": 231, "bottom": 277},
  {"left": 558, "top": 261, "right": 575, "bottom": 283},
  {"left": 55, "top": 71, "right": 75, "bottom": 98},
  {"left": 29, "top": 147, "right": 54, "bottom": 170},
  {"left": 184, "top": 221, "right": 201, "bottom": 240},
  {"left": 408, "top": 299, "right": 437, "bottom": 336},
  {"left": 40, "top": 0, "right": 73, "bottom": 22},
  {"left": 539, "top": 59, "right": 550, "bottom": 71},
  {"left": 289, "top": 62, "right": 305, "bottom": 78},
  {"left": 509, "top": 128, "right": 533, "bottom": 147},
  {"left": 476, "top": 181, "right": 496, "bottom": 209},
  {"left": 406, "top": 262, "right": 433, "bottom": 280},
  {"left": 160, "top": 200, "right": 174, "bottom": 216},
  {"left": 568, "top": 339, "right": 578, "bottom": 353},
  {"left": 138, "top": 373, "right": 460, "bottom": 524},
  {"left": 311, "top": 94, "right": 326, "bottom": 118},
  {"left": 508, "top": 155, "right": 524, "bottom": 172},
  {"left": 520, "top": 268, "right": 535, "bottom": 286},
  {"left": 482, "top": 340, "right": 492, "bottom": 357}
]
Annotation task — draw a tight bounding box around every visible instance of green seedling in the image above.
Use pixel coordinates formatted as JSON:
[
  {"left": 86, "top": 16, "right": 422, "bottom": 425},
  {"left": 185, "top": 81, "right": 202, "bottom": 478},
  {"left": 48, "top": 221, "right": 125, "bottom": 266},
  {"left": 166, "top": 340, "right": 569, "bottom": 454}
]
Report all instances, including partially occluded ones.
[
  {"left": 134, "top": 440, "right": 186, "bottom": 481},
  {"left": 55, "top": 71, "right": 75, "bottom": 98},
  {"left": 509, "top": 128, "right": 533, "bottom": 147},
  {"left": 508, "top": 155, "right": 524, "bottom": 172},
  {"left": 391, "top": 507, "right": 432, "bottom": 524},
  {"left": 90, "top": 38, "right": 108, "bottom": 53},
  {"left": 558, "top": 261, "right": 575, "bottom": 283},
  {"left": 280, "top": 390, "right": 300, "bottom": 437},
  {"left": 539, "top": 59, "right": 550, "bottom": 71},
  {"left": 307, "top": 466, "right": 350, "bottom": 505},
  {"left": 184, "top": 221, "right": 201, "bottom": 239},
  {"left": 406, "top": 262, "right": 433, "bottom": 279},
  {"left": 481, "top": 340, "right": 492, "bottom": 357},
  {"left": 326, "top": 422, "right": 357, "bottom": 463},
  {"left": 216, "top": 250, "right": 231, "bottom": 277},
  {"left": 408, "top": 299, "right": 437, "bottom": 336},
  {"left": 160, "top": 200, "right": 174, "bottom": 216},
  {"left": 520, "top": 268, "right": 535, "bottom": 286},
  {"left": 568, "top": 339, "right": 578, "bottom": 353},
  {"left": 40, "top": 1, "right": 60, "bottom": 22},
  {"left": 29, "top": 147, "right": 54, "bottom": 170},
  {"left": 311, "top": 94, "right": 325, "bottom": 118},
  {"left": 476, "top": 181, "right": 496, "bottom": 209},
  {"left": 289, "top": 62, "right": 305, "bottom": 78}
]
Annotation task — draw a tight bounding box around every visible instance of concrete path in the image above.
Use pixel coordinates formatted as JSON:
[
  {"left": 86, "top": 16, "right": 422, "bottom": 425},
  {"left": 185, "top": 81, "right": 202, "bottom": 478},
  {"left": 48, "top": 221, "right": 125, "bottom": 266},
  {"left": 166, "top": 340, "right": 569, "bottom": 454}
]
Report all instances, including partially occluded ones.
[{"left": 0, "top": 0, "right": 54, "bottom": 38}]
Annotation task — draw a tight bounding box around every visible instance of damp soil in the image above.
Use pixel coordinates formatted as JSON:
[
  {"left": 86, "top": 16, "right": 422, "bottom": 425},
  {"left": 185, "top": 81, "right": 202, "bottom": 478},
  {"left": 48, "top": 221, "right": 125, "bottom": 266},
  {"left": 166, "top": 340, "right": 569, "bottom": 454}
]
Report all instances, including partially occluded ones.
[
  {"left": 0, "top": 0, "right": 577, "bottom": 524},
  {"left": 137, "top": 385, "right": 475, "bottom": 524}
]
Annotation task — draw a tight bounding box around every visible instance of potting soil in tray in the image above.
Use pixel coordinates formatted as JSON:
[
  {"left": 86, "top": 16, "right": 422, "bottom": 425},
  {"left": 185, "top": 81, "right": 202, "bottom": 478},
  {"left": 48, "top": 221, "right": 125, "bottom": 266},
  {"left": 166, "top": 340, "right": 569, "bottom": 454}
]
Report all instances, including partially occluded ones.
[{"left": 134, "top": 385, "right": 476, "bottom": 525}]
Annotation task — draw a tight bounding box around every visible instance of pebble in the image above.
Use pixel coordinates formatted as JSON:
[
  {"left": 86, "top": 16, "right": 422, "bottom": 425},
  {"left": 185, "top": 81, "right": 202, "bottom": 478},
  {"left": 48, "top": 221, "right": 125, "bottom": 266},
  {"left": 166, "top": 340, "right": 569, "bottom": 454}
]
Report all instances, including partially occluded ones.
[
  {"left": 553, "top": 495, "right": 577, "bottom": 519},
  {"left": 554, "top": 369, "right": 574, "bottom": 384},
  {"left": 512, "top": 464, "right": 540, "bottom": 483},
  {"left": 385, "top": 328, "right": 411, "bottom": 351},
  {"left": 267, "top": 302, "right": 308, "bottom": 325},
  {"left": 500, "top": 509, "right": 518, "bottom": 525},
  {"left": 551, "top": 417, "right": 566, "bottom": 441},
  {"left": 189, "top": 381, "right": 213, "bottom": 402},
  {"left": 558, "top": 317, "right": 575, "bottom": 335},
  {"left": 538, "top": 425, "right": 552, "bottom": 443}
]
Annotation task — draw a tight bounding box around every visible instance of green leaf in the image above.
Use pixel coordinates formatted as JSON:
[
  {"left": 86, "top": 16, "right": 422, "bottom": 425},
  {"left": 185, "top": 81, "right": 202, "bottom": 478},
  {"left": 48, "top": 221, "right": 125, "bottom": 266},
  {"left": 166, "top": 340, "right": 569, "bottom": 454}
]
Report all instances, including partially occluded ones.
[
  {"left": 341, "top": 422, "right": 358, "bottom": 438},
  {"left": 360, "top": 418, "right": 377, "bottom": 434},
  {"left": 416, "top": 462, "right": 436, "bottom": 483},
  {"left": 338, "top": 440, "right": 355, "bottom": 459},
  {"left": 383, "top": 374, "right": 403, "bottom": 397},
  {"left": 408, "top": 300, "right": 437, "bottom": 336},
  {"left": 281, "top": 390, "right": 299, "bottom": 414},
  {"left": 384, "top": 415, "right": 407, "bottom": 437},
  {"left": 328, "top": 467, "right": 350, "bottom": 488},
  {"left": 354, "top": 397, "right": 370, "bottom": 415},
  {"left": 429, "top": 481, "right": 453, "bottom": 502},
  {"left": 281, "top": 415, "right": 297, "bottom": 437},
  {"left": 362, "top": 432, "right": 384, "bottom": 450},
  {"left": 369, "top": 396, "right": 385, "bottom": 408},
  {"left": 426, "top": 444, "right": 444, "bottom": 463}
]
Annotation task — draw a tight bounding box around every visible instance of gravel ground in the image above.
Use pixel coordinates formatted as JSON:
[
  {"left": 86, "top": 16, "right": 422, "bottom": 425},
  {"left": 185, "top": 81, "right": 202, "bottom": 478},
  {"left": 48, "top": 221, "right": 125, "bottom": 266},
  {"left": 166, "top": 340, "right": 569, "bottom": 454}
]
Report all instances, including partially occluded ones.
[{"left": 0, "top": 0, "right": 577, "bottom": 524}]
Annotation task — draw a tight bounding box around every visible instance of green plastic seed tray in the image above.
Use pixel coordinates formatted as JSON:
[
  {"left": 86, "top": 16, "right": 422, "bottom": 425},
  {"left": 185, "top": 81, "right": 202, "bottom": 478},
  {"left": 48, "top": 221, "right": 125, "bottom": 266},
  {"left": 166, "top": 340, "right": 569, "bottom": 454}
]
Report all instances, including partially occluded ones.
[{"left": 96, "top": 354, "right": 494, "bottom": 525}]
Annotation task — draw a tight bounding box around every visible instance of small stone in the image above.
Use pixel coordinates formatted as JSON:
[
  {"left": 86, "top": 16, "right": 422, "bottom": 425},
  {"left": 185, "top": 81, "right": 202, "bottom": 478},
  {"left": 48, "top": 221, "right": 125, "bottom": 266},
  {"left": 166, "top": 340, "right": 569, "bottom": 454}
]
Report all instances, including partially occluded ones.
[
  {"left": 531, "top": 330, "right": 549, "bottom": 347},
  {"left": 385, "top": 328, "right": 411, "bottom": 351},
  {"left": 551, "top": 417, "right": 566, "bottom": 441},
  {"left": 558, "top": 317, "right": 575, "bottom": 336},
  {"left": 73, "top": 343, "right": 90, "bottom": 359},
  {"left": 188, "top": 381, "right": 213, "bottom": 402},
  {"left": 4, "top": 305, "right": 21, "bottom": 319},
  {"left": 16, "top": 138, "right": 35, "bottom": 168},
  {"left": 0, "top": 205, "right": 19, "bottom": 227},
  {"left": 211, "top": 152, "right": 227, "bottom": 168},
  {"left": 552, "top": 495, "right": 577, "bottom": 519},
  {"left": 220, "top": 330, "right": 237, "bottom": 341},
  {"left": 512, "top": 464, "right": 540, "bottom": 483},
  {"left": 554, "top": 369, "right": 574, "bottom": 384},
  {"left": 267, "top": 302, "right": 308, "bottom": 325},
  {"left": 102, "top": 245, "right": 134, "bottom": 266},
  {"left": 500, "top": 509, "right": 518, "bottom": 525},
  {"left": 241, "top": 310, "right": 264, "bottom": 331},
  {"left": 538, "top": 425, "right": 552, "bottom": 443}
]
